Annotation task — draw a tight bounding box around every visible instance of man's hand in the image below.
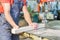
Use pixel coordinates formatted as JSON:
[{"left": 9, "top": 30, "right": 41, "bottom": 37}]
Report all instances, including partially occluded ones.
[
  {"left": 11, "top": 25, "right": 19, "bottom": 34},
  {"left": 22, "top": 6, "right": 38, "bottom": 29},
  {"left": 13, "top": 25, "right": 19, "bottom": 29},
  {"left": 29, "top": 23, "right": 38, "bottom": 29}
]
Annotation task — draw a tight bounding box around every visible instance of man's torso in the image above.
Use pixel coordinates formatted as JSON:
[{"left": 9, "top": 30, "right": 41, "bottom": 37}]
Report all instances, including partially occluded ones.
[{"left": 0, "top": 0, "right": 26, "bottom": 13}]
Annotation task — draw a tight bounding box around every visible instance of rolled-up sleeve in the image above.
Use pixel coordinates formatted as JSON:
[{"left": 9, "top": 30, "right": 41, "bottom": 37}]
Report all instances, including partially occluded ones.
[
  {"left": 0, "top": 0, "right": 10, "bottom": 3},
  {"left": 22, "top": 0, "right": 27, "bottom": 6},
  {"left": 0, "top": 0, "right": 13, "bottom": 5}
]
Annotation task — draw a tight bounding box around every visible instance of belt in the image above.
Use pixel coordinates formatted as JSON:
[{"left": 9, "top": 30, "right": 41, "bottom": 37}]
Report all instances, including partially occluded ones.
[
  {"left": 0, "top": 14, "right": 1, "bottom": 16},
  {"left": 0, "top": 13, "right": 3, "bottom": 16}
]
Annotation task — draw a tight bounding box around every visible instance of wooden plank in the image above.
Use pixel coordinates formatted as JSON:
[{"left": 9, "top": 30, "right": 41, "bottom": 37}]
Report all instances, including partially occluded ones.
[
  {"left": 27, "top": 29, "right": 60, "bottom": 37},
  {"left": 11, "top": 23, "right": 45, "bottom": 34},
  {"left": 11, "top": 23, "right": 60, "bottom": 37}
]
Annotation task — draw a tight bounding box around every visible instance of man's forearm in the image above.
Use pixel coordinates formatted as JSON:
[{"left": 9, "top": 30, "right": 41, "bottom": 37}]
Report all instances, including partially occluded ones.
[
  {"left": 4, "top": 12, "right": 17, "bottom": 27},
  {"left": 2, "top": 3, "right": 18, "bottom": 28},
  {"left": 23, "top": 6, "right": 32, "bottom": 25},
  {"left": 24, "top": 11, "right": 32, "bottom": 25}
]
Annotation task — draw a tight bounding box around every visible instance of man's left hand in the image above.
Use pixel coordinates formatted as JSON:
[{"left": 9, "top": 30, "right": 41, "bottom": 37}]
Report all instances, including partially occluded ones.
[{"left": 29, "top": 23, "right": 38, "bottom": 29}]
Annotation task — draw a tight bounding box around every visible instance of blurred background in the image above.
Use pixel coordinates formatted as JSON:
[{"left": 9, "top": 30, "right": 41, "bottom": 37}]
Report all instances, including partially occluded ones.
[
  {"left": 18, "top": 0, "right": 60, "bottom": 40},
  {"left": 19, "top": 0, "right": 60, "bottom": 26}
]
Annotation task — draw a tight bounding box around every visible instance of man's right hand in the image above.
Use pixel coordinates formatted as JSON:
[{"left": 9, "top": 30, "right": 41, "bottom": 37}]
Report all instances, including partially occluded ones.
[
  {"left": 11, "top": 25, "right": 19, "bottom": 34},
  {"left": 13, "top": 25, "right": 19, "bottom": 29}
]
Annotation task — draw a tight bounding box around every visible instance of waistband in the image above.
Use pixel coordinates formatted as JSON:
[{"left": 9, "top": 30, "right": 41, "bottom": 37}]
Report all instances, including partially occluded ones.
[
  {"left": 0, "top": 14, "right": 1, "bottom": 16},
  {"left": 0, "top": 13, "right": 4, "bottom": 16}
]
